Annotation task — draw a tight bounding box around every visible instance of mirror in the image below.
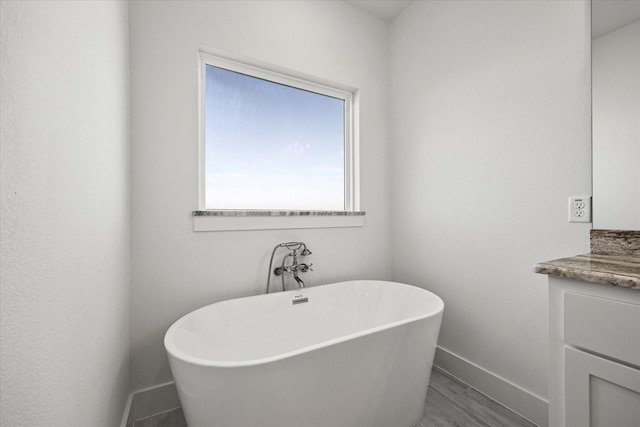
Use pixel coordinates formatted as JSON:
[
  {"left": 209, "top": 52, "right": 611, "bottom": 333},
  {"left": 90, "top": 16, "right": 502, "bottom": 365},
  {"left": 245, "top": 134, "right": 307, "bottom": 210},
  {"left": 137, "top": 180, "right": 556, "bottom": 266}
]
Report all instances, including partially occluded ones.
[{"left": 591, "top": 1, "right": 640, "bottom": 230}]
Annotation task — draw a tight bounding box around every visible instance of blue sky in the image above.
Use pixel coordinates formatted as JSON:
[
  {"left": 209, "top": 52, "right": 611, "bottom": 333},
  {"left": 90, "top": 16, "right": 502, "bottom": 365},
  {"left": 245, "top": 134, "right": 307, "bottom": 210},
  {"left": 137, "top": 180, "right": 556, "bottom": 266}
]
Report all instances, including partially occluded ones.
[{"left": 204, "top": 65, "right": 345, "bottom": 210}]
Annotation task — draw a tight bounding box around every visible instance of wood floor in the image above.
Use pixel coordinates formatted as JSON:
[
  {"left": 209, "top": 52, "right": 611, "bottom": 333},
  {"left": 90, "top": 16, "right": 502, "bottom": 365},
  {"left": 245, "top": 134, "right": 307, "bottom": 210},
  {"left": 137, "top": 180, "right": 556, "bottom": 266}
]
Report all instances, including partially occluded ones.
[
  {"left": 133, "top": 366, "right": 537, "bottom": 427},
  {"left": 419, "top": 367, "right": 537, "bottom": 427}
]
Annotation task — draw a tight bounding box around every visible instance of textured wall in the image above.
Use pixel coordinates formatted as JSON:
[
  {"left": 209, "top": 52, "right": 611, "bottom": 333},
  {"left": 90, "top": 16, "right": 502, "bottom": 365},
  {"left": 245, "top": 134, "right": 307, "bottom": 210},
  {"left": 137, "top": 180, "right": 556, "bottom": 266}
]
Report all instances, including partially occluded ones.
[
  {"left": 0, "top": 1, "right": 130, "bottom": 425},
  {"left": 390, "top": 0, "right": 591, "bottom": 422},
  {"left": 129, "top": 0, "right": 391, "bottom": 390}
]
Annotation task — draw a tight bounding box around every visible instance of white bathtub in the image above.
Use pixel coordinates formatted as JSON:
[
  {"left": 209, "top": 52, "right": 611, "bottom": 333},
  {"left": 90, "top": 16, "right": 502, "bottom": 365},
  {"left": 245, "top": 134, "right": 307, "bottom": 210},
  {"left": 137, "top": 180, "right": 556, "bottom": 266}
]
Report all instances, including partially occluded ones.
[{"left": 164, "top": 280, "right": 444, "bottom": 427}]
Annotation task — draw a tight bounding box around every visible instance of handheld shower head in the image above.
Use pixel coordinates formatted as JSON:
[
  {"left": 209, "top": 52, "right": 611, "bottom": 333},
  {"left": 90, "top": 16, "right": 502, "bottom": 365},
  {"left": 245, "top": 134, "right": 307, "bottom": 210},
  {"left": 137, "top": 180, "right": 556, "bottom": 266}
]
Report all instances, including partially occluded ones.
[{"left": 280, "top": 242, "right": 311, "bottom": 255}]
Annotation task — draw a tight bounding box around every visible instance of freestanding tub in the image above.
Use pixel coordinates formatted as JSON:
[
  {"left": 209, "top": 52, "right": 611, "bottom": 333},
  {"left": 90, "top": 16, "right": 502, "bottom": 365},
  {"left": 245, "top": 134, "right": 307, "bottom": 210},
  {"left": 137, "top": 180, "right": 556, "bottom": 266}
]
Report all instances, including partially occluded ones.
[{"left": 164, "top": 280, "right": 444, "bottom": 427}]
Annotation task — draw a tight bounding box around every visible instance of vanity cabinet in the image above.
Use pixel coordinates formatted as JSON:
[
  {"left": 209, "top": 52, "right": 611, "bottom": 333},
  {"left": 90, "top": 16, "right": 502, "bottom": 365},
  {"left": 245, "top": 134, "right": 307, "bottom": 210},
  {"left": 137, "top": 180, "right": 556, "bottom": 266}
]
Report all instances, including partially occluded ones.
[{"left": 548, "top": 277, "right": 640, "bottom": 427}]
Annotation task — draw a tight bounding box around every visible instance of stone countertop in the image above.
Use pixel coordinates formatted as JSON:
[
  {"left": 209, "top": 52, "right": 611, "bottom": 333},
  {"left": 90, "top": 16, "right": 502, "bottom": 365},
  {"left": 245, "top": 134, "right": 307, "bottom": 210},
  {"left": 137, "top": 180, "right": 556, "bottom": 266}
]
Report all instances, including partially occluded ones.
[{"left": 535, "top": 253, "right": 640, "bottom": 289}]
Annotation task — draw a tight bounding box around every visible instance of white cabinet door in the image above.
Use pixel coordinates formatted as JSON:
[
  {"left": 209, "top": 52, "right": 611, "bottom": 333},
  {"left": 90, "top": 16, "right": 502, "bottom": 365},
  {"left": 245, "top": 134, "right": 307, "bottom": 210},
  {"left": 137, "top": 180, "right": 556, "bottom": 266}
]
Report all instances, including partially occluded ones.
[{"left": 565, "top": 346, "right": 640, "bottom": 427}]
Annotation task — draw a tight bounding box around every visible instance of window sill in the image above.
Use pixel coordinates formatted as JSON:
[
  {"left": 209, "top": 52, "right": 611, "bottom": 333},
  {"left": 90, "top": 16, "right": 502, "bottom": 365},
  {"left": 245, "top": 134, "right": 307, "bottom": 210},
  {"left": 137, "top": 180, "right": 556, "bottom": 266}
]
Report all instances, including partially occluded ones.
[{"left": 192, "top": 210, "right": 365, "bottom": 232}]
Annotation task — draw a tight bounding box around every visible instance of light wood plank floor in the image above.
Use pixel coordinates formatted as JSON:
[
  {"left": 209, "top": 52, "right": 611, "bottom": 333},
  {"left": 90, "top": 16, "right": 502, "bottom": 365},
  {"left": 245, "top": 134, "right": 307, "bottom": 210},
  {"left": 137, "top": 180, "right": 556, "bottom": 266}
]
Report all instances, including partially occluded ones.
[
  {"left": 420, "top": 367, "right": 537, "bottom": 427},
  {"left": 133, "top": 366, "right": 537, "bottom": 427}
]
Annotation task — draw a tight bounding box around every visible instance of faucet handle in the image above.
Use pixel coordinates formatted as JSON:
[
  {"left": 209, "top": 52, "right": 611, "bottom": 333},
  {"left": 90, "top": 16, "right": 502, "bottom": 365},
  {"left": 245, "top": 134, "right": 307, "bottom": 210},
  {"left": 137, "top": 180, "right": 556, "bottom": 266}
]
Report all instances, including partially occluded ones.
[
  {"left": 274, "top": 265, "right": 293, "bottom": 276},
  {"left": 299, "top": 263, "right": 313, "bottom": 273}
]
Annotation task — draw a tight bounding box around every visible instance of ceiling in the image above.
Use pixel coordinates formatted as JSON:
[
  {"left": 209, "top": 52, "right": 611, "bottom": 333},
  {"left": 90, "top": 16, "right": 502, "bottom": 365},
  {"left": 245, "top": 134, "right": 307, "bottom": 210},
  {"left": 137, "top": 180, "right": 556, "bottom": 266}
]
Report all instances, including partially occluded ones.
[
  {"left": 592, "top": 0, "right": 640, "bottom": 38},
  {"left": 345, "top": 0, "right": 640, "bottom": 35},
  {"left": 344, "top": 0, "right": 414, "bottom": 22}
]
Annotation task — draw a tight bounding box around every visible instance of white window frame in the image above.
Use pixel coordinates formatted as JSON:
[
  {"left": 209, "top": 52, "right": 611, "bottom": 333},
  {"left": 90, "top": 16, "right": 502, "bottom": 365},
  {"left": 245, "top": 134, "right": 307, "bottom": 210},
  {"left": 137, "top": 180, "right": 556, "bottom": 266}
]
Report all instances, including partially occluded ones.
[{"left": 194, "top": 48, "right": 362, "bottom": 231}]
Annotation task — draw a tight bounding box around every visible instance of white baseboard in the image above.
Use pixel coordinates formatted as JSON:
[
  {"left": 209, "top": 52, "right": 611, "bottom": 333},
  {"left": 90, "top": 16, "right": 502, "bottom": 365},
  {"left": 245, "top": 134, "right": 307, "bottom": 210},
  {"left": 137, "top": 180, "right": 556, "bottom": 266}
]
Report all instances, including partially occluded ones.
[
  {"left": 434, "top": 346, "right": 549, "bottom": 427},
  {"left": 120, "top": 346, "right": 549, "bottom": 427},
  {"left": 120, "top": 381, "right": 180, "bottom": 427}
]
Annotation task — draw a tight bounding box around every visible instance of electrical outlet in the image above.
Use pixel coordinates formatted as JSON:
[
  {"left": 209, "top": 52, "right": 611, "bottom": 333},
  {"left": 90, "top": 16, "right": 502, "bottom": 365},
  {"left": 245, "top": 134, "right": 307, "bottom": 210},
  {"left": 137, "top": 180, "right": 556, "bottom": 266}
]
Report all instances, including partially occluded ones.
[{"left": 569, "top": 196, "right": 591, "bottom": 223}]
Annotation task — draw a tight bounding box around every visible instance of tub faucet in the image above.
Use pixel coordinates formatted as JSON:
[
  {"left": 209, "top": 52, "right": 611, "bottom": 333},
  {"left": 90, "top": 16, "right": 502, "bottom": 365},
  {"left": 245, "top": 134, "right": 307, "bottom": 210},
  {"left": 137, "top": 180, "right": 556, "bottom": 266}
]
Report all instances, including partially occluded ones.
[
  {"left": 293, "top": 274, "right": 305, "bottom": 288},
  {"left": 266, "top": 242, "right": 313, "bottom": 293},
  {"left": 291, "top": 250, "right": 305, "bottom": 288}
]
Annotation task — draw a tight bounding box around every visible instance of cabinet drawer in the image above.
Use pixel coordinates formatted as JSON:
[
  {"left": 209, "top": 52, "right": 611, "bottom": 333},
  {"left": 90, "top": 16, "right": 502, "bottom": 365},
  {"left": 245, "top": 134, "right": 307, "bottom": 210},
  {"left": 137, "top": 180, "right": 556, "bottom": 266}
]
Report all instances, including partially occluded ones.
[{"left": 564, "top": 292, "right": 640, "bottom": 366}]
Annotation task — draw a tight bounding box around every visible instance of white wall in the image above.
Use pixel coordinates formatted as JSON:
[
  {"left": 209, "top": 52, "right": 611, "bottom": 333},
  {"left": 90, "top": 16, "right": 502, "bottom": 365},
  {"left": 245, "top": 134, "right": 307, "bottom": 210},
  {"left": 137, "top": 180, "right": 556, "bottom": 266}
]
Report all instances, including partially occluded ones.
[
  {"left": 592, "top": 20, "right": 640, "bottom": 230},
  {"left": 129, "top": 0, "right": 391, "bottom": 390},
  {"left": 390, "top": 1, "right": 591, "bottom": 424},
  {"left": 0, "top": 1, "right": 130, "bottom": 426}
]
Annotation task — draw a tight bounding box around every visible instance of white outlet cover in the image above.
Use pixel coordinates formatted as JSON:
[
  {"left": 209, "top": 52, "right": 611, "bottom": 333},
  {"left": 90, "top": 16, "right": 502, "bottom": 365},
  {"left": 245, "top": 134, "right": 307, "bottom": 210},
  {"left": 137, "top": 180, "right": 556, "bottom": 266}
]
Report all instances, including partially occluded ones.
[{"left": 569, "top": 196, "right": 592, "bottom": 223}]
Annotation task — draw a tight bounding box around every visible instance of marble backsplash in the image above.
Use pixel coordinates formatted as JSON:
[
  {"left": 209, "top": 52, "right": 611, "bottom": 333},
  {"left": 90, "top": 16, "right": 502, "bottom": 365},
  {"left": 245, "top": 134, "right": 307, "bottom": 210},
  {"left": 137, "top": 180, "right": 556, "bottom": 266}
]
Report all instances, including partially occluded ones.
[{"left": 591, "top": 229, "right": 640, "bottom": 257}]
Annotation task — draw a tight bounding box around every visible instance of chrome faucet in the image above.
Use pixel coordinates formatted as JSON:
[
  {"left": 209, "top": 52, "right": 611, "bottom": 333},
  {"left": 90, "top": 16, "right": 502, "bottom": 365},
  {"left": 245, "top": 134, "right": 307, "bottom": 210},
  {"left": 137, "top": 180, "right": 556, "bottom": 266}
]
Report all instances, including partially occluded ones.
[{"left": 266, "top": 242, "right": 313, "bottom": 293}]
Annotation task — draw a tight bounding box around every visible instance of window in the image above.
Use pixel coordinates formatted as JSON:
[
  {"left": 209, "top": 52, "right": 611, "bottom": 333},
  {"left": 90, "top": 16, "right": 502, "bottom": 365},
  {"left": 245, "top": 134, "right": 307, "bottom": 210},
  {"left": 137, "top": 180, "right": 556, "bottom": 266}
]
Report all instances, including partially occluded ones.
[{"left": 198, "top": 51, "right": 359, "bottom": 213}]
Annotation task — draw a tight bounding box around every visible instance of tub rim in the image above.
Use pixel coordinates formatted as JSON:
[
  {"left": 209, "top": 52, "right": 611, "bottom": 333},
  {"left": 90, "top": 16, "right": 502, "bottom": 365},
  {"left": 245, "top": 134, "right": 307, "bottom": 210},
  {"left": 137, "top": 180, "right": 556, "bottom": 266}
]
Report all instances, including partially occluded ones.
[{"left": 164, "top": 280, "right": 444, "bottom": 368}]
